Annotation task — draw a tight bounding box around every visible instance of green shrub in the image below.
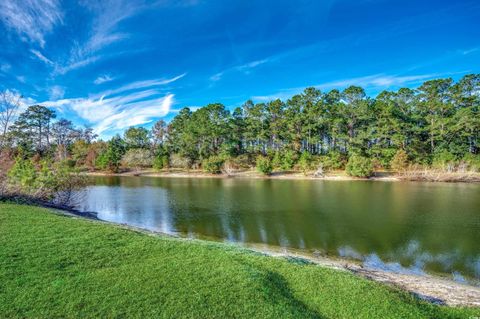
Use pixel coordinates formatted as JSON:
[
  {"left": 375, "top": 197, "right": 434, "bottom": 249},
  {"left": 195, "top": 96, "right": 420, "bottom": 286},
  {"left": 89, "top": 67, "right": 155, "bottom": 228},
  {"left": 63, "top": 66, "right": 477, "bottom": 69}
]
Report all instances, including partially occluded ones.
[
  {"left": 202, "top": 156, "right": 225, "bottom": 174},
  {"left": 8, "top": 158, "right": 36, "bottom": 190},
  {"left": 7, "top": 158, "right": 86, "bottom": 203},
  {"left": 346, "top": 154, "right": 373, "bottom": 177},
  {"left": 218, "top": 154, "right": 253, "bottom": 170},
  {"left": 107, "top": 136, "right": 126, "bottom": 172},
  {"left": 312, "top": 155, "right": 328, "bottom": 170},
  {"left": 95, "top": 151, "right": 108, "bottom": 170},
  {"left": 152, "top": 146, "right": 169, "bottom": 170},
  {"left": 383, "top": 148, "right": 399, "bottom": 168},
  {"left": 64, "top": 159, "right": 77, "bottom": 168},
  {"left": 368, "top": 146, "right": 397, "bottom": 169},
  {"left": 153, "top": 155, "right": 169, "bottom": 170},
  {"left": 93, "top": 136, "right": 125, "bottom": 172},
  {"left": 326, "top": 151, "right": 346, "bottom": 170},
  {"left": 390, "top": 149, "right": 409, "bottom": 172},
  {"left": 272, "top": 151, "right": 282, "bottom": 169},
  {"left": 256, "top": 156, "right": 273, "bottom": 175},
  {"left": 231, "top": 154, "right": 254, "bottom": 168},
  {"left": 271, "top": 149, "right": 297, "bottom": 170},
  {"left": 462, "top": 153, "right": 480, "bottom": 171},
  {"left": 281, "top": 149, "right": 297, "bottom": 170},
  {"left": 219, "top": 142, "right": 237, "bottom": 159},
  {"left": 371, "top": 158, "right": 383, "bottom": 170},
  {"left": 71, "top": 140, "right": 89, "bottom": 166},
  {"left": 432, "top": 150, "right": 457, "bottom": 169},
  {"left": 313, "top": 151, "right": 347, "bottom": 171},
  {"left": 298, "top": 151, "right": 313, "bottom": 174}
]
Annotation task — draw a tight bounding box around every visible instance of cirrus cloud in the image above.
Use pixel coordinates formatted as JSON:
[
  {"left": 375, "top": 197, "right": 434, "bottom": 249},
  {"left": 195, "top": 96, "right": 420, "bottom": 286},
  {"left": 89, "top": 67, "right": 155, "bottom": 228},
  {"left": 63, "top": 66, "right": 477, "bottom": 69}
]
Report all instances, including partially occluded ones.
[
  {"left": 210, "top": 59, "right": 270, "bottom": 82},
  {"left": 252, "top": 72, "right": 445, "bottom": 101},
  {"left": 0, "top": 0, "right": 63, "bottom": 47},
  {"left": 42, "top": 74, "right": 184, "bottom": 137},
  {"left": 94, "top": 74, "right": 115, "bottom": 85}
]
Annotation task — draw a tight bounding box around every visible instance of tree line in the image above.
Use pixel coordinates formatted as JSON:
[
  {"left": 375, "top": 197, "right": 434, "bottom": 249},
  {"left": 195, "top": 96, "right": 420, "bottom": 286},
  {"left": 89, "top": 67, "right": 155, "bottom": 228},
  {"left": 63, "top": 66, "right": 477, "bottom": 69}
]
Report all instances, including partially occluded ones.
[{"left": 1, "top": 74, "right": 479, "bottom": 177}]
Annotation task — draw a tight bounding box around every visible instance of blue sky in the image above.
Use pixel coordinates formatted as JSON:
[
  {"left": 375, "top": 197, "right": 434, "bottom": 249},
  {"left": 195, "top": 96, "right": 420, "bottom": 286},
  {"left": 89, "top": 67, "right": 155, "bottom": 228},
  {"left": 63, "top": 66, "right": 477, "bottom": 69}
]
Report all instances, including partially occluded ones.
[{"left": 0, "top": 0, "right": 479, "bottom": 138}]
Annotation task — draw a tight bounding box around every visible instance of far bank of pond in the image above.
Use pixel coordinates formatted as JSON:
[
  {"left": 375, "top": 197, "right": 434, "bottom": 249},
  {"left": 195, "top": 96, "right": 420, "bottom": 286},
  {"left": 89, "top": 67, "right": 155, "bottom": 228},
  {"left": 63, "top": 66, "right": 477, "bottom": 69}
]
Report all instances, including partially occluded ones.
[{"left": 85, "top": 168, "right": 480, "bottom": 183}]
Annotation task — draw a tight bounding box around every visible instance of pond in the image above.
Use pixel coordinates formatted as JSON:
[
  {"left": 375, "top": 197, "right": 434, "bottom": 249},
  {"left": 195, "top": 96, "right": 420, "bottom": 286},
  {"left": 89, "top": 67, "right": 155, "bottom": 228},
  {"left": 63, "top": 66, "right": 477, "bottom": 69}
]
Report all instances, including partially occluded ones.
[{"left": 76, "top": 176, "right": 480, "bottom": 283}]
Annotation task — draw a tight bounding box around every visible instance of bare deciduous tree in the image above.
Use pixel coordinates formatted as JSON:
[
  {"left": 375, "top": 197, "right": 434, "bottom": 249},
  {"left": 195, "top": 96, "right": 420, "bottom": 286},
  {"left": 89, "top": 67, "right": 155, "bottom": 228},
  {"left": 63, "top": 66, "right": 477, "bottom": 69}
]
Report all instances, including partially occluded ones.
[
  {"left": 151, "top": 119, "right": 167, "bottom": 148},
  {"left": 52, "top": 118, "right": 80, "bottom": 160},
  {"left": 0, "top": 90, "right": 22, "bottom": 148}
]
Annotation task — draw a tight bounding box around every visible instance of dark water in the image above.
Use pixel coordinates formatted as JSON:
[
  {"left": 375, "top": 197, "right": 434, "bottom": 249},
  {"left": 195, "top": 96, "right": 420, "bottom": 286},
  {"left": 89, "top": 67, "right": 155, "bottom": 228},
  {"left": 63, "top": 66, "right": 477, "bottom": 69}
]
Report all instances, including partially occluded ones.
[{"left": 76, "top": 176, "right": 480, "bottom": 282}]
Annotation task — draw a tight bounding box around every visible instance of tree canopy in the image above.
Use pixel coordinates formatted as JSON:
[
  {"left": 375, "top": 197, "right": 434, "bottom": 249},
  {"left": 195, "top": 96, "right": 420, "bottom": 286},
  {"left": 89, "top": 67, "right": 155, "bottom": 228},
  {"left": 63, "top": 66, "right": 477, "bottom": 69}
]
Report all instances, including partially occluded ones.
[{"left": 1, "top": 74, "right": 479, "bottom": 174}]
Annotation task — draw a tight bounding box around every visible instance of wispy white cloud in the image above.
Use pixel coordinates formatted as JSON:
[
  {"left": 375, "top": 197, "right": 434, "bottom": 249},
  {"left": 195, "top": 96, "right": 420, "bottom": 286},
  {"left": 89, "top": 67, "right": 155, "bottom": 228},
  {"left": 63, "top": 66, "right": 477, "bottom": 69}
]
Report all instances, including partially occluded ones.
[
  {"left": 53, "top": 56, "right": 100, "bottom": 75},
  {"left": 48, "top": 85, "right": 65, "bottom": 100},
  {"left": 102, "top": 73, "right": 186, "bottom": 97},
  {"left": 42, "top": 74, "right": 185, "bottom": 136},
  {"left": 94, "top": 94, "right": 173, "bottom": 135},
  {"left": 25, "top": 0, "right": 145, "bottom": 76},
  {"left": 30, "top": 48, "right": 99, "bottom": 75},
  {"left": 53, "top": 0, "right": 146, "bottom": 76},
  {"left": 210, "top": 59, "right": 270, "bottom": 82},
  {"left": 0, "top": 63, "right": 26, "bottom": 83},
  {"left": 30, "top": 49, "right": 55, "bottom": 65},
  {"left": 210, "top": 72, "right": 224, "bottom": 82},
  {"left": 0, "top": 0, "right": 63, "bottom": 47},
  {"left": 6, "top": 1, "right": 191, "bottom": 77},
  {"left": 0, "top": 63, "right": 12, "bottom": 73},
  {"left": 252, "top": 73, "right": 441, "bottom": 101},
  {"left": 94, "top": 74, "right": 115, "bottom": 85},
  {"left": 79, "top": 0, "right": 143, "bottom": 54},
  {"left": 252, "top": 91, "right": 298, "bottom": 102},
  {"left": 315, "top": 73, "right": 439, "bottom": 89},
  {"left": 16, "top": 75, "right": 26, "bottom": 83},
  {"left": 461, "top": 47, "right": 479, "bottom": 55},
  {"left": 236, "top": 59, "right": 269, "bottom": 72},
  {"left": 45, "top": 92, "right": 173, "bottom": 136}
]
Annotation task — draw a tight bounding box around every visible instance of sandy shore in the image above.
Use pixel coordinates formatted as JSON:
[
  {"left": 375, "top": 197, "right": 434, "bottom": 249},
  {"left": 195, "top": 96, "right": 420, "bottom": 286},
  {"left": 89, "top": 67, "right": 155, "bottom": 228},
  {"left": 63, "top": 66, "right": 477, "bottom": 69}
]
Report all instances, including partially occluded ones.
[
  {"left": 84, "top": 169, "right": 402, "bottom": 181},
  {"left": 250, "top": 245, "right": 480, "bottom": 307},
  {"left": 83, "top": 168, "right": 480, "bottom": 182}
]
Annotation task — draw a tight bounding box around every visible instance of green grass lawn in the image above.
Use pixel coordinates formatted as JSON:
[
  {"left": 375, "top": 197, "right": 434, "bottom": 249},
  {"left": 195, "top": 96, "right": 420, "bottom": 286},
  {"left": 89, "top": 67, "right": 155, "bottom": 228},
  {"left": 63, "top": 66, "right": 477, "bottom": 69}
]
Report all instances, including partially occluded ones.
[{"left": 0, "top": 203, "right": 479, "bottom": 318}]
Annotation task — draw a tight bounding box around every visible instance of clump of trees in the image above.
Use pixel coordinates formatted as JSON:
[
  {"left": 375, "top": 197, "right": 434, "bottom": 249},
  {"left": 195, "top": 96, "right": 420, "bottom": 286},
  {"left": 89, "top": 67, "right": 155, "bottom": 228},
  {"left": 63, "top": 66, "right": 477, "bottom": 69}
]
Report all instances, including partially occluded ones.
[
  {"left": 121, "top": 149, "right": 153, "bottom": 171},
  {"left": 345, "top": 154, "right": 373, "bottom": 178},
  {"left": 162, "top": 75, "right": 480, "bottom": 177},
  {"left": 256, "top": 156, "right": 273, "bottom": 175},
  {"left": 0, "top": 74, "right": 479, "bottom": 180},
  {"left": 4, "top": 157, "right": 86, "bottom": 206},
  {"left": 202, "top": 156, "right": 224, "bottom": 174},
  {"left": 298, "top": 151, "right": 314, "bottom": 175},
  {"left": 390, "top": 149, "right": 409, "bottom": 172}
]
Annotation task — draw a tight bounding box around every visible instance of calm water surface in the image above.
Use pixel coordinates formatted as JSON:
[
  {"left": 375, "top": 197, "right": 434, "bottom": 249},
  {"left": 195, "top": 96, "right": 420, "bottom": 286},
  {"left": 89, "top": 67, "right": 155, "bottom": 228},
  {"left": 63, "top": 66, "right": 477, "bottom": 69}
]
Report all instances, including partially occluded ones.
[{"left": 76, "top": 176, "right": 480, "bottom": 283}]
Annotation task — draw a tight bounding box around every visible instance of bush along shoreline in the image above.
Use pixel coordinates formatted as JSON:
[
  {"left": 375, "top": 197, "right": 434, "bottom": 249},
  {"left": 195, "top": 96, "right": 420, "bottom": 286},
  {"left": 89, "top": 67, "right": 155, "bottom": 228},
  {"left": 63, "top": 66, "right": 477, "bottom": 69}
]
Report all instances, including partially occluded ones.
[{"left": 0, "top": 156, "right": 89, "bottom": 212}]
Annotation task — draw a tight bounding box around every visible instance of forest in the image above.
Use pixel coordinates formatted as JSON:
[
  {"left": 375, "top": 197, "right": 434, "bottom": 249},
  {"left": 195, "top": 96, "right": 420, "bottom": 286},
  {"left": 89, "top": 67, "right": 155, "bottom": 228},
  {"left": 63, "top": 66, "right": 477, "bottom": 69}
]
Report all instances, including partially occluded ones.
[{"left": 1, "top": 74, "right": 479, "bottom": 181}]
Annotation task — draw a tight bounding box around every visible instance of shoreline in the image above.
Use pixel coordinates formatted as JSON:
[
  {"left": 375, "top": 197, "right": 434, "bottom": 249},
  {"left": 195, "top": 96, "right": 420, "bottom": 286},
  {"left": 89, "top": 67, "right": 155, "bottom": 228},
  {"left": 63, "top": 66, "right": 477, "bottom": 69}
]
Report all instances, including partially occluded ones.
[
  {"left": 82, "top": 168, "right": 480, "bottom": 183},
  {"left": 53, "top": 205, "right": 480, "bottom": 307},
  {"left": 83, "top": 169, "right": 399, "bottom": 181},
  {"left": 247, "top": 245, "right": 480, "bottom": 307}
]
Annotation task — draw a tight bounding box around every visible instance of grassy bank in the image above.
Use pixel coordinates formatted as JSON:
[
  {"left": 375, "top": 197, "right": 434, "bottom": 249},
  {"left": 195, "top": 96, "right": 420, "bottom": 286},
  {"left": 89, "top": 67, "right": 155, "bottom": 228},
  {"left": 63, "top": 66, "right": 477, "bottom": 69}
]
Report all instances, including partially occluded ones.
[{"left": 1, "top": 203, "right": 479, "bottom": 318}]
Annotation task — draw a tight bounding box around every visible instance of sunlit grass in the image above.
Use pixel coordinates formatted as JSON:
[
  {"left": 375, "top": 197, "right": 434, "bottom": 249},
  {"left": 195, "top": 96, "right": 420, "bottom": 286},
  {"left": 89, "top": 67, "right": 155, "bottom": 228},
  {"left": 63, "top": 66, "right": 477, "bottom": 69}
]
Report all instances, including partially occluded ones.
[{"left": 0, "top": 203, "right": 478, "bottom": 318}]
